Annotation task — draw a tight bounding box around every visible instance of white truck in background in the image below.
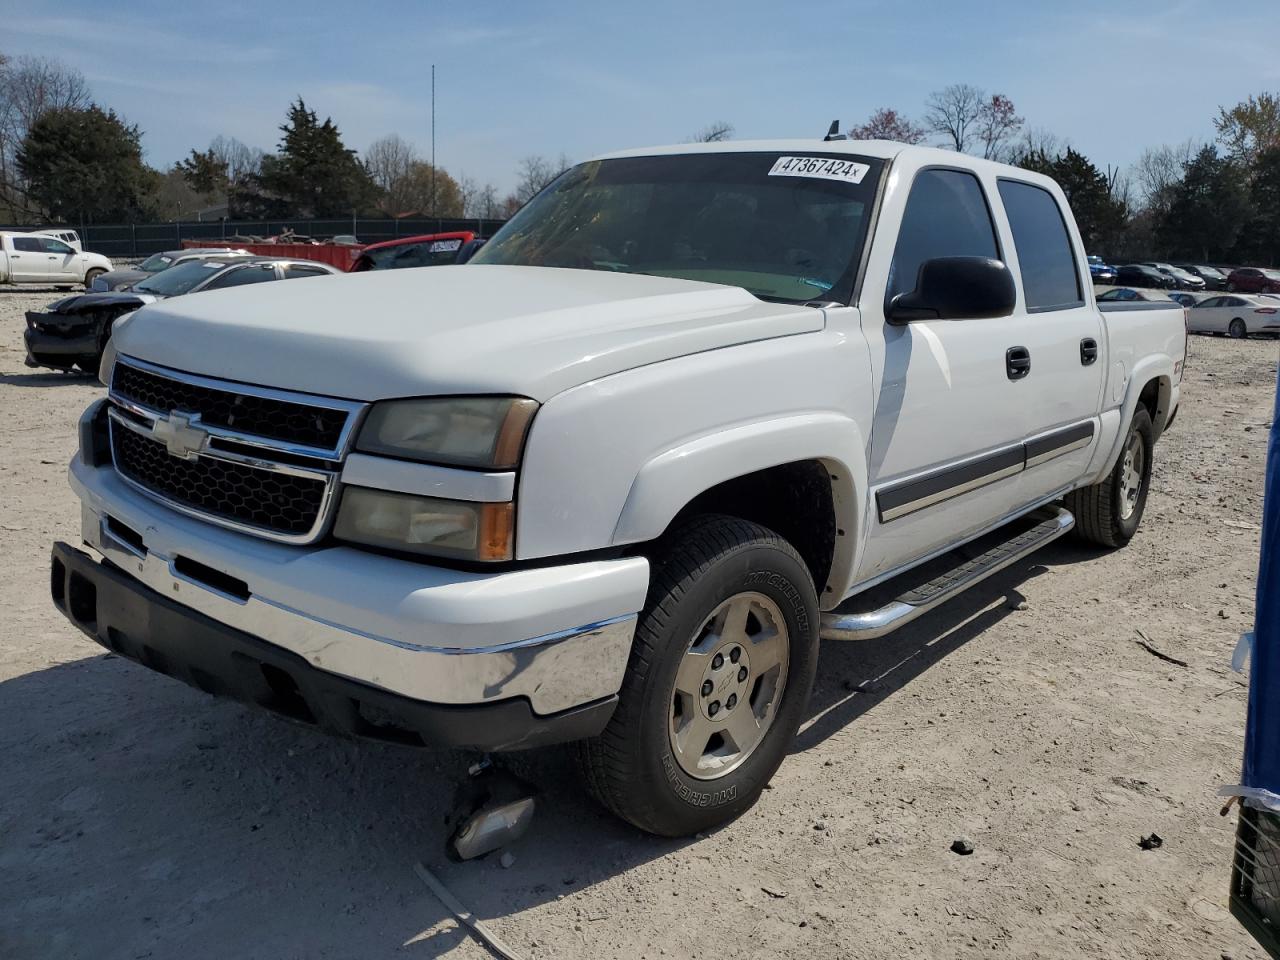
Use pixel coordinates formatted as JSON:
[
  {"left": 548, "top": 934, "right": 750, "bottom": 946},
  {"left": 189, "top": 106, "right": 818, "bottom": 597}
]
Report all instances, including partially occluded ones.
[
  {"left": 0, "top": 231, "right": 110, "bottom": 287},
  {"left": 50, "top": 139, "right": 1185, "bottom": 837}
]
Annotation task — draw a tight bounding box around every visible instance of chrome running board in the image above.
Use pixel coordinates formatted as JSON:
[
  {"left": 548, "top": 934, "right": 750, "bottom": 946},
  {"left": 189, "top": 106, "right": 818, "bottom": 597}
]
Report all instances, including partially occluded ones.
[{"left": 820, "top": 506, "right": 1074, "bottom": 641}]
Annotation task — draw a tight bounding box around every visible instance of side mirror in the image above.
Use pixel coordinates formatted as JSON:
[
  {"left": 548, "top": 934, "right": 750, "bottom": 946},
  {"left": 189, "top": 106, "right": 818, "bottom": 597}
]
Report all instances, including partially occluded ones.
[{"left": 887, "top": 256, "right": 1016, "bottom": 323}]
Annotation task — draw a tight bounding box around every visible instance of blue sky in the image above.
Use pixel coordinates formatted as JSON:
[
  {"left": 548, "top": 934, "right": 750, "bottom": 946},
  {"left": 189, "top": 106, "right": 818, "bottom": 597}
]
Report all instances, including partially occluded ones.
[{"left": 4, "top": 0, "right": 1278, "bottom": 194}]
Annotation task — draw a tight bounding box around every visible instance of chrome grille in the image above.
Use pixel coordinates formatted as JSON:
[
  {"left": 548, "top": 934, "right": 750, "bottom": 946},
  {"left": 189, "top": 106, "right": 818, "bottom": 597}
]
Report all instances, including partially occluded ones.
[
  {"left": 106, "top": 356, "right": 365, "bottom": 543},
  {"left": 112, "top": 359, "right": 352, "bottom": 452},
  {"left": 112, "top": 424, "right": 328, "bottom": 537}
]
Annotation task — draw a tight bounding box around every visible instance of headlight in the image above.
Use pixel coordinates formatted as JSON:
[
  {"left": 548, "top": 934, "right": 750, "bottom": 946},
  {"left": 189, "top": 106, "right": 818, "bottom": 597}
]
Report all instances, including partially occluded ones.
[
  {"left": 98, "top": 337, "right": 119, "bottom": 388},
  {"left": 334, "top": 487, "right": 514, "bottom": 561},
  {"left": 355, "top": 397, "right": 537, "bottom": 469}
]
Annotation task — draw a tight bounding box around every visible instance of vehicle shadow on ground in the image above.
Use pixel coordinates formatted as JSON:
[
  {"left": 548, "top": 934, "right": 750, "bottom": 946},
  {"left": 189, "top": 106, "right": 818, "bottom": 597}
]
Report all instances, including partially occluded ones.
[
  {"left": 0, "top": 371, "right": 97, "bottom": 387},
  {"left": 0, "top": 538, "right": 1099, "bottom": 959}
]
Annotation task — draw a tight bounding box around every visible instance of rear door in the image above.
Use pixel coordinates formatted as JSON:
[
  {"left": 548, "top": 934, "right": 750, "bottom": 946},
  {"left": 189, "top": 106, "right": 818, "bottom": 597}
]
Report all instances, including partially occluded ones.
[{"left": 994, "top": 177, "right": 1105, "bottom": 502}]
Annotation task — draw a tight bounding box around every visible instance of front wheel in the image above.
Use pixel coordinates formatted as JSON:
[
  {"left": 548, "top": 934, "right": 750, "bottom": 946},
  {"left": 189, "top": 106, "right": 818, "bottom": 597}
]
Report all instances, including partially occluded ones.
[
  {"left": 1065, "top": 408, "right": 1153, "bottom": 548},
  {"left": 84, "top": 268, "right": 105, "bottom": 289},
  {"left": 574, "top": 515, "right": 819, "bottom": 836},
  {"left": 1229, "top": 318, "right": 1248, "bottom": 339}
]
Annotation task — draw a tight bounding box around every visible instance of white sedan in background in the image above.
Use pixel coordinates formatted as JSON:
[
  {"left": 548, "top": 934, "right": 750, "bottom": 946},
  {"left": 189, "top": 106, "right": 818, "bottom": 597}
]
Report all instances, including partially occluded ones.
[{"left": 1187, "top": 294, "right": 1280, "bottom": 338}]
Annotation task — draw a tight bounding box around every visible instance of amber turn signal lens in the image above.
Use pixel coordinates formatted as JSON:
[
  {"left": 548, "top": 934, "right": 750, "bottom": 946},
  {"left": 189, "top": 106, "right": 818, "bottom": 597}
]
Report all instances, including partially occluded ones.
[{"left": 477, "top": 501, "right": 515, "bottom": 562}]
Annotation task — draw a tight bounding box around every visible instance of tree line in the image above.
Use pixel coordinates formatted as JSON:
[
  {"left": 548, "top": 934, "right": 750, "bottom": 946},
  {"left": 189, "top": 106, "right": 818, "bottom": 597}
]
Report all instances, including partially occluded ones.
[
  {"left": 0, "top": 52, "right": 562, "bottom": 227},
  {"left": 2, "top": 50, "right": 1277, "bottom": 266},
  {"left": 849, "top": 85, "right": 1280, "bottom": 265}
]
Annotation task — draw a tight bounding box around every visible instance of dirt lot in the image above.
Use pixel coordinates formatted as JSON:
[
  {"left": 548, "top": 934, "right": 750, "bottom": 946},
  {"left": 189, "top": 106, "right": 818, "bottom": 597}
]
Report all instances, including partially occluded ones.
[{"left": 0, "top": 284, "right": 1275, "bottom": 960}]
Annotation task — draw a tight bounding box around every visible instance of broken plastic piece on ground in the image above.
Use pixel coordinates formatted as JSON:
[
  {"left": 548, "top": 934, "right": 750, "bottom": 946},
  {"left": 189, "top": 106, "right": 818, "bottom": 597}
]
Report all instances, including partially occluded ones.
[
  {"left": 1138, "top": 833, "right": 1164, "bottom": 850},
  {"left": 447, "top": 765, "right": 538, "bottom": 861}
]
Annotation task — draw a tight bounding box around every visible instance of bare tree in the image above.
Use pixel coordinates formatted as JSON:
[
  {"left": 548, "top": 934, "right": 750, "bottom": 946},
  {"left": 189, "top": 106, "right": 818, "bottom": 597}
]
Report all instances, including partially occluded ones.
[
  {"left": 975, "top": 94, "right": 1023, "bottom": 161},
  {"left": 208, "top": 135, "right": 262, "bottom": 186},
  {"left": 512, "top": 153, "right": 571, "bottom": 204},
  {"left": 924, "top": 83, "right": 985, "bottom": 152},
  {"left": 456, "top": 174, "right": 478, "bottom": 218},
  {"left": 848, "top": 108, "right": 926, "bottom": 144},
  {"left": 0, "top": 54, "right": 91, "bottom": 218},
  {"left": 1134, "top": 140, "right": 1199, "bottom": 214},
  {"left": 468, "top": 182, "right": 501, "bottom": 219},
  {"left": 1010, "top": 127, "right": 1068, "bottom": 164},
  {"left": 689, "top": 121, "right": 734, "bottom": 143},
  {"left": 364, "top": 133, "right": 419, "bottom": 215}
]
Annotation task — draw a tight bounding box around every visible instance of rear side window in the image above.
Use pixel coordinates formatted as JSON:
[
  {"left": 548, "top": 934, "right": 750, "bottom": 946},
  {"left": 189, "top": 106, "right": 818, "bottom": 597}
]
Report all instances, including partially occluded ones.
[
  {"left": 997, "top": 180, "right": 1082, "bottom": 312},
  {"left": 888, "top": 169, "right": 998, "bottom": 302},
  {"left": 12, "top": 237, "right": 42, "bottom": 252},
  {"left": 283, "top": 264, "right": 330, "bottom": 279},
  {"left": 205, "top": 265, "right": 277, "bottom": 289}
]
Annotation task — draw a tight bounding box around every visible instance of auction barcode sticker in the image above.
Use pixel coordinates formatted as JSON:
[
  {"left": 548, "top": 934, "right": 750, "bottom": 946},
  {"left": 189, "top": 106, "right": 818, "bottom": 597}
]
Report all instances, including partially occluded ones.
[{"left": 767, "top": 156, "right": 870, "bottom": 184}]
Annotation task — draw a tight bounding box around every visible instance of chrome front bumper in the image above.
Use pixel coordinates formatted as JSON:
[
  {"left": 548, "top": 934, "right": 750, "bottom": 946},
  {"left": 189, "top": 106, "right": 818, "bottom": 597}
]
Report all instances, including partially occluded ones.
[{"left": 71, "top": 458, "right": 649, "bottom": 716}]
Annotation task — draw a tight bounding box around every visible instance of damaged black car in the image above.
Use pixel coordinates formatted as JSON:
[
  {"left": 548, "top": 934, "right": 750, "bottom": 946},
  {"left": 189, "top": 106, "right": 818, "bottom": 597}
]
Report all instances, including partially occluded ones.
[{"left": 24, "top": 255, "right": 338, "bottom": 373}]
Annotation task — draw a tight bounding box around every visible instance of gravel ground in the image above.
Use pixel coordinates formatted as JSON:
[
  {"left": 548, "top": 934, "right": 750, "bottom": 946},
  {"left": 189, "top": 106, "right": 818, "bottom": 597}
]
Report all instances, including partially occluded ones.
[{"left": 0, "top": 284, "right": 1275, "bottom": 960}]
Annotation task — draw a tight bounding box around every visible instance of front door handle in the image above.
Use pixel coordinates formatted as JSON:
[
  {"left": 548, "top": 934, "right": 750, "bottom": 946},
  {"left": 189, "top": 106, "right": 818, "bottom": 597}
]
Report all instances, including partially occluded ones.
[
  {"left": 1080, "top": 338, "right": 1098, "bottom": 365},
  {"left": 1006, "top": 346, "right": 1031, "bottom": 380}
]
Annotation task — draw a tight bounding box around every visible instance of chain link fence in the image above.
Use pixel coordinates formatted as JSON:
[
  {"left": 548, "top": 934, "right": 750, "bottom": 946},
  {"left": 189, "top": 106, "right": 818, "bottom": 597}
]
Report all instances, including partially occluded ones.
[{"left": 1, "top": 217, "right": 508, "bottom": 259}]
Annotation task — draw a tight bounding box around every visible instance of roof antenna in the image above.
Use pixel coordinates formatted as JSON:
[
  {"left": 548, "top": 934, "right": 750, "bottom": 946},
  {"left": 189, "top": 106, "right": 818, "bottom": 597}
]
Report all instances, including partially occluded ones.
[{"left": 823, "top": 120, "right": 847, "bottom": 141}]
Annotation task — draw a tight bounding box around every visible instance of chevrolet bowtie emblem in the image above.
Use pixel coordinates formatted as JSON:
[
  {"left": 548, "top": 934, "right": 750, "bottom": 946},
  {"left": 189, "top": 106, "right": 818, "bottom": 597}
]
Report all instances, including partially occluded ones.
[{"left": 152, "top": 412, "right": 208, "bottom": 460}]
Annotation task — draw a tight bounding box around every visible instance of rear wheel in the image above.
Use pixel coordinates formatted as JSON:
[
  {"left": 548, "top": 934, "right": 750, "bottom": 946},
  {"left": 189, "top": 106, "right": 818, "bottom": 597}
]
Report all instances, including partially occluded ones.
[
  {"left": 574, "top": 515, "right": 819, "bottom": 836},
  {"left": 1229, "top": 318, "right": 1248, "bottom": 339},
  {"left": 1065, "top": 408, "right": 1153, "bottom": 548}
]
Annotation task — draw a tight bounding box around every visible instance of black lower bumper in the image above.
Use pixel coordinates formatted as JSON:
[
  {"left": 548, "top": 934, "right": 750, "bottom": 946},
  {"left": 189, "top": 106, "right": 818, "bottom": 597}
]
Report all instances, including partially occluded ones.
[
  {"left": 23, "top": 324, "right": 99, "bottom": 369},
  {"left": 50, "top": 542, "right": 615, "bottom": 751}
]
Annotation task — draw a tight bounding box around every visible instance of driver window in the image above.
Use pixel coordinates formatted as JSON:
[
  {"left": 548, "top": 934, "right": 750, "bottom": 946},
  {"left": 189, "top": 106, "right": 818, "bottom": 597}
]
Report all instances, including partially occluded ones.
[
  {"left": 40, "top": 238, "right": 73, "bottom": 254},
  {"left": 888, "top": 169, "right": 999, "bottom": 303}
]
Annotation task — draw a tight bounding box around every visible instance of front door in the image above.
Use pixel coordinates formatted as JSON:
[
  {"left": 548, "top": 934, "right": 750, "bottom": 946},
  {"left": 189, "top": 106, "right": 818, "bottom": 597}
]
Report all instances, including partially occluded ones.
[
  {"left": 857, "top": 167, "right": 1029, "bottom": 582},
  {"left": 38, "top": 237, "right": 80, "bottom": 281}
]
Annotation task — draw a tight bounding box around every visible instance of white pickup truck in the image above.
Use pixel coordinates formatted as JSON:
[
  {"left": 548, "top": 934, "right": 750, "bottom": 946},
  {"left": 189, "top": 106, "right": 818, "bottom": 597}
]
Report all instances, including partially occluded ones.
[
  {"left": 51, "top": 139, "right": 1185, "bottom": 836},
  {"left": 0, "top": 231, "right": 111, "bottom": 287}
]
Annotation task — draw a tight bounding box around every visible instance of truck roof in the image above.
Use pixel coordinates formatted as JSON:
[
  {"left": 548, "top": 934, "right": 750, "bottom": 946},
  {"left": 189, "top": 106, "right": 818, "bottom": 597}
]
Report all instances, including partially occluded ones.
[{"left": 592, "top": 138, "right": 1056, "bottom": 185}]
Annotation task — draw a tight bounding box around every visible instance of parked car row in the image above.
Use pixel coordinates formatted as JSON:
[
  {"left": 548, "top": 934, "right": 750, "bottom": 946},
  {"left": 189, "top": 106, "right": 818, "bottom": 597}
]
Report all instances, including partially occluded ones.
[
  {"left": 1089, "top": 253, "right": 1278, "bottom": 293},
  {"left": 1098, "top": 284, "right": 1280, "bottom": 338}
]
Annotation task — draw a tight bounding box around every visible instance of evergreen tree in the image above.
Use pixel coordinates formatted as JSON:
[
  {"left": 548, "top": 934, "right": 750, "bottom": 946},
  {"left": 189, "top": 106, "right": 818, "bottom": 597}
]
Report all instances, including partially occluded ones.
[
  {"left": 1158, "top": 146, "right": 1248, "bottom": 262},
  {"left": 16, "top": 104, "right": 154, "bottom": 223},
  {"left": 1018, "top": 147, "right": 1128, "bottom": 251},
  {"left": 235, "top": 99, "right": 376, "bottom": 218}
]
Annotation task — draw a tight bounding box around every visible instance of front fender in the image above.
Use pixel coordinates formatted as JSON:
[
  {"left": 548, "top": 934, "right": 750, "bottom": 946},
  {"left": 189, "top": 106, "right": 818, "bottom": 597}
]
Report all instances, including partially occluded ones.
[{"left": 613, "top": 412, "right": 867, "bottom": 598}]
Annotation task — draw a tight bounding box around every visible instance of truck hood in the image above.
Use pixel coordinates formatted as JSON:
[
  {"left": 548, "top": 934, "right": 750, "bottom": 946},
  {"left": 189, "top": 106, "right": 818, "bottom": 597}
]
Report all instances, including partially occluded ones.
[{"left": 111, "top": 265, "right": 823, "bottom": 401}]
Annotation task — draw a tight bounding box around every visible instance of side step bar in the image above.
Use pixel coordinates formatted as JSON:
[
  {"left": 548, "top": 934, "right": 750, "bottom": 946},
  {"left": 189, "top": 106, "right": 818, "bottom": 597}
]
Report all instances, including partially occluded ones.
[{"left": 820, "top": 506, "right": 1074, "bottom": 642}]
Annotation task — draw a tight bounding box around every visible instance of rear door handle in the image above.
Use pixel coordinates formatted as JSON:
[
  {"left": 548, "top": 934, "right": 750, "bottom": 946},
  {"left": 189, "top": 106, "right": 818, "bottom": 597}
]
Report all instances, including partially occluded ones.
[
  {"left": 1006, "top": 346, "right": 1031, "bottom": 380},
  {"left": 1080, "top": 338, "right": 1098, "bottom": 365}
]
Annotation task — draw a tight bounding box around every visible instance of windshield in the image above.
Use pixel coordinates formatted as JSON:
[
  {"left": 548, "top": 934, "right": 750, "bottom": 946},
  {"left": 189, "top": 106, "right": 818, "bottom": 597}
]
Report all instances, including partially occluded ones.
[
  {"left": 133, "top": 259, "right": 228, "bottom": 296},
  {"left": 137, "top": 253, "right": 175, "bottom": 273},
  {"left": 471, "top": 152, "right": 885, "bottom": 303},
  {"left": 1263, "top": 269, "right": 1280, "bottom": 281}
]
